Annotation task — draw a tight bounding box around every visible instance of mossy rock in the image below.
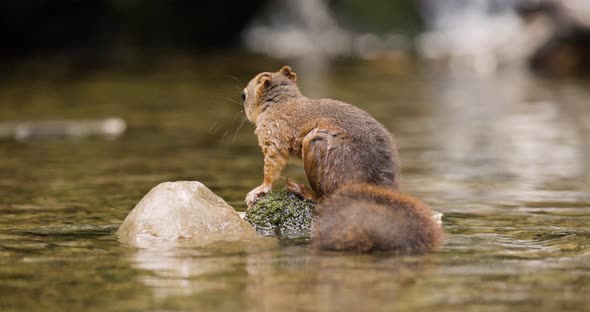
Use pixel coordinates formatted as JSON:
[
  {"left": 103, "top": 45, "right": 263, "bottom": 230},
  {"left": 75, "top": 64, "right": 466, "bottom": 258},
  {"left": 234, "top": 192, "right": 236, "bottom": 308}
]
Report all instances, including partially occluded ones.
[{"left": 244, "top": 190, "right": 315, "bottom": 238}]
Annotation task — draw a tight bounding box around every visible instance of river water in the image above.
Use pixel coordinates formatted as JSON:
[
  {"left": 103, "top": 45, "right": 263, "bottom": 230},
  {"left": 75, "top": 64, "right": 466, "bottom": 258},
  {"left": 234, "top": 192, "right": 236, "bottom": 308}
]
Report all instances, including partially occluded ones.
[{"left": 1, "top": 55, "right": 589, "bottom": 311}]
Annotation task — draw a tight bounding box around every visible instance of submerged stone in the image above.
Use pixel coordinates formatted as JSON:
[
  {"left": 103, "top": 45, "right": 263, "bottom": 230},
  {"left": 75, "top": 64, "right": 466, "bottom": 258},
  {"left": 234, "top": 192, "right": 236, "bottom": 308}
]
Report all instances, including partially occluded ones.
[
  {"left": 244, "top": 190, "right": 315, "bottom": 238},
  {"left": 118, "top": 181, "right": 257, "bottom": 247},
  {"left": 0, "top": 118, "right": 126, "bottom": 142}
]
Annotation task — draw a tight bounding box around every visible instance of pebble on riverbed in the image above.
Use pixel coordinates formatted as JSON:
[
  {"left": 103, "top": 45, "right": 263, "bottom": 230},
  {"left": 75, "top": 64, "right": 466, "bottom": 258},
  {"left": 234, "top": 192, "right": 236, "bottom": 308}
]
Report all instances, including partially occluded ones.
[{"left": 117, "top": 181, "right": 257, "bottom": 247}]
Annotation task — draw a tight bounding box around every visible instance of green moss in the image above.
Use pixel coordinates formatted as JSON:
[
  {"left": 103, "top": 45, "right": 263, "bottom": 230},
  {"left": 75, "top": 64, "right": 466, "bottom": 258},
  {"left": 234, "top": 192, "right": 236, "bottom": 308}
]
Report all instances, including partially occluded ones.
[{"left": 244, "top": 190, "right": 315, "bottom": 238}]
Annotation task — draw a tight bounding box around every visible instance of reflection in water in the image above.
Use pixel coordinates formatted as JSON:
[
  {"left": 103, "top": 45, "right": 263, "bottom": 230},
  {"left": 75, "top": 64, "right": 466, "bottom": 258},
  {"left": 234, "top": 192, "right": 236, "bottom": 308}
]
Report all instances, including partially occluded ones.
[
  {"left": 128, "top": 239, "right": 440, "bottom": 311},
  {"left": 245, "top": 248, "right": 441, "bottom": 311},
  {"left": 130, "top": 242, "right": 251, "bottom": 300},
  {"left": 431, "top": 69, "right": 584, "bottom": 189}
]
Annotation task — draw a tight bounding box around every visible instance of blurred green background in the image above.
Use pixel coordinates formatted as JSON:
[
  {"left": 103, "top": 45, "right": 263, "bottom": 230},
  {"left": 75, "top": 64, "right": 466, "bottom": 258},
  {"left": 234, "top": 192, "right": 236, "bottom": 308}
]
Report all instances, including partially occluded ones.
[{"left": 0, "top": 0, "right": 421, "bottom": 60}]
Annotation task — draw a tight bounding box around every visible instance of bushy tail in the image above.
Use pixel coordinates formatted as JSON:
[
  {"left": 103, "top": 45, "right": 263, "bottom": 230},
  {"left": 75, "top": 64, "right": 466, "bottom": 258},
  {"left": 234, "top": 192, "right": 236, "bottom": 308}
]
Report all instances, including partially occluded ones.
[{"left": 312, "top": 184, "right": 444, "bottom": 253}]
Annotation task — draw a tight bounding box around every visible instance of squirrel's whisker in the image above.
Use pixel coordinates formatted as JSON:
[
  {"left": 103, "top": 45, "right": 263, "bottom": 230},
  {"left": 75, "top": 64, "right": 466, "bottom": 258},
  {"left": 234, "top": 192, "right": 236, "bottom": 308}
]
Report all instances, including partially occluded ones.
[
  {"left": 224, "top": 97, "right": 242, "bottom": 106},
  {"left": 232, "top": 117, "right": 248, "bottom": 142}
]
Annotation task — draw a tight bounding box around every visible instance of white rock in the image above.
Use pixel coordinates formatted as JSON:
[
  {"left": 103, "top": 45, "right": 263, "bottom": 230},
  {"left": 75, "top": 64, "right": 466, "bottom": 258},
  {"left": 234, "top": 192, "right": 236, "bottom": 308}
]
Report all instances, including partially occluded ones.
[{"left": 118, "top": 181, "right": 257, "bottom": 247}]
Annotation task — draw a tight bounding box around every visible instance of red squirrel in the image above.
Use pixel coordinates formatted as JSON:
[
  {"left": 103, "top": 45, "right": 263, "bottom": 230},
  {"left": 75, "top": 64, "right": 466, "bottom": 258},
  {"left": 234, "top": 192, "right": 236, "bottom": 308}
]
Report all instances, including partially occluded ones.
[{"left": 242, "top": 66, "right": 443, "bottom": 253}]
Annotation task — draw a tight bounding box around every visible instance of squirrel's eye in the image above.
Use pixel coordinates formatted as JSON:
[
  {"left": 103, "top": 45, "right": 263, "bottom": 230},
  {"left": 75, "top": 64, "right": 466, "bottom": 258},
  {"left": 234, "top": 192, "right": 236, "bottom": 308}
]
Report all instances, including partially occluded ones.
[{"left": 241, "top": 91, "right": 246, "bottom": 102}]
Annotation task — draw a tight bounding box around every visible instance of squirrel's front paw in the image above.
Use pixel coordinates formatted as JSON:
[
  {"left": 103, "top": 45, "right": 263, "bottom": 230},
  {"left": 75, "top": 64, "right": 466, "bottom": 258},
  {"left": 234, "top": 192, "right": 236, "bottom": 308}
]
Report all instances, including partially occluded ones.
[{"left": 245, "top": 184, "right": 272, "bottom": 208}]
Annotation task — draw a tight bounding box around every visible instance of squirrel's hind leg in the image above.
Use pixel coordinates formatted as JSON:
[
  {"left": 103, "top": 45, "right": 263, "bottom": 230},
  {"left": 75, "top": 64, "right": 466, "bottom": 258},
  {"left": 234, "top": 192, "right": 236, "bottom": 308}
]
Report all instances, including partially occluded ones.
[{"left": 285, "top": 178, "right": 319, "bottom": 203}]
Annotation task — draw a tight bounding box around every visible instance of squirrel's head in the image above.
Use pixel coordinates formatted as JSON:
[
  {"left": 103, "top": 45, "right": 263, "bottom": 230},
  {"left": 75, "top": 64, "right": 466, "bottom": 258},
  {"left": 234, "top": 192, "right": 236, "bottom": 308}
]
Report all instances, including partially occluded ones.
[{"left": 242, "top": 66, "right": 300, "bottom": 124}]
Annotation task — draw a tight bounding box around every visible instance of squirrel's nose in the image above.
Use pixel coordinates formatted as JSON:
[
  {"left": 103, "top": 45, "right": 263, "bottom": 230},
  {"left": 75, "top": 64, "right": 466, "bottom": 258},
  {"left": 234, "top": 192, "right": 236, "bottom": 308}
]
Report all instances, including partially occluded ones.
[{"left": 241, "top": 91, "right": 246, "bottom": 103}]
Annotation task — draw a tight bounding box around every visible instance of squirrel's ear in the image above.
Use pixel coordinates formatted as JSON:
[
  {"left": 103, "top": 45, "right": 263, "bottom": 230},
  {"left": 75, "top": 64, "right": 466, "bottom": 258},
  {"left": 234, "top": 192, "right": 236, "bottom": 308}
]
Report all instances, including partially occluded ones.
[
  {"left": 279, "top": 66, "right": 297, "bottom": 82},
  {"left": 257, "top": 73, "right": 271, "bottom": 88}
]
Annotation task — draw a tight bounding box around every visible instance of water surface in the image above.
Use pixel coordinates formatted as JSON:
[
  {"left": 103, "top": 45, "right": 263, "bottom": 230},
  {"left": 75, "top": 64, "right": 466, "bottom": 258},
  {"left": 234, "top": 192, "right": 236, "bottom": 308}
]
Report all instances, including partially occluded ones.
[{"left": 1, "top": 55, "right": 589, "bottom": 311}]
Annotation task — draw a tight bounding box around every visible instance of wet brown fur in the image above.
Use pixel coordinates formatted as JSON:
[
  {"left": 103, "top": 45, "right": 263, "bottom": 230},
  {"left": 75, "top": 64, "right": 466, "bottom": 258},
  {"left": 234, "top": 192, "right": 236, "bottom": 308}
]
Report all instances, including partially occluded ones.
[
  {"left": 314, "top": 184, "right": 443, "bottom": 253},
  {"left": 243, "top": 66, "right": 443, "bottom": 253}
]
